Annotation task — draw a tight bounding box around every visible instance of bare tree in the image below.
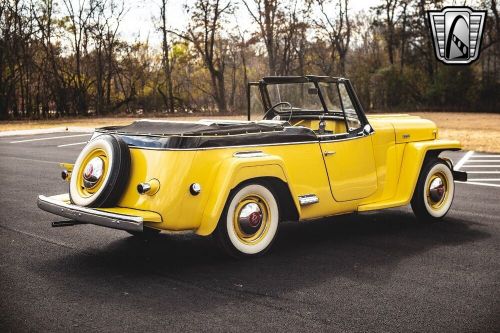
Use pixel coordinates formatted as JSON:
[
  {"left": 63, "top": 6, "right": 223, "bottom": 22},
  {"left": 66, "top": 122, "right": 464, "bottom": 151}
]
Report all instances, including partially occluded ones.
[
  {"left": 1, "top": 0, "right": 499, "bottom": 120},
  {"left": 159, "top": 0, "right": 175, "bottom": 113},
  {"left": 61, "top": 0, "right": 98, "bottom": 114},
  {"left": 314, "top": 0, "right": 352, "bottom": 75},
  {"left": 85, "top": 0, "right": 126, "bottom": 115},
  {"left": 399, "top": 0, "right": 409, "bottom": 71},
  {"left": 374, "top": 0, "right": 398, "bottom": 65},
  {"left": 32, "top": 0, "right": 70, "bottom": 117},
  {"left": 414, "top": 0, "right": 443, "bottom": 79},
  {"left": 0, "top": 1, "right": 15, "bottom": 119},
  {"left": 171, "top": 0, "right": 231, "bottom": 113},
  {"left": 242, "top": 0, "right": 279, "bottom": 74}
]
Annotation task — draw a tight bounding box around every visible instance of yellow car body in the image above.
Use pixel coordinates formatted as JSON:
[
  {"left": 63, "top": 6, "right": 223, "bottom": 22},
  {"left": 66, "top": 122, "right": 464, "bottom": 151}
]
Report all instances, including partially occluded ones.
[{"left": 37, "top": 75, "right": 466, "bottom": 256}]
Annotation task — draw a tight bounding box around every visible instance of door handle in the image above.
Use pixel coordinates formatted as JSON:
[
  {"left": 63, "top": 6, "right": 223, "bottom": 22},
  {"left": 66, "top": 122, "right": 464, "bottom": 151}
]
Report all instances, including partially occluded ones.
[{"left": 323, "top": 151, "right": 336, "bottom": 157}]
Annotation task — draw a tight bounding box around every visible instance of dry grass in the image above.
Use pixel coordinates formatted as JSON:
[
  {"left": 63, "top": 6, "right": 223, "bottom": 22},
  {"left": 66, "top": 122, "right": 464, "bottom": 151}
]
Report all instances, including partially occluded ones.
[
  {"left": 410, "top": 112, "right": 500, "bottom": 153},
  {"left": 0, "top": 115, "right": 247, "bottom": 132},
  {"left": 0, "top": 118, "right": 138, "bottom": 131},
  {"left": 1, "top": 112, "right": 498, "bottom": 152}
]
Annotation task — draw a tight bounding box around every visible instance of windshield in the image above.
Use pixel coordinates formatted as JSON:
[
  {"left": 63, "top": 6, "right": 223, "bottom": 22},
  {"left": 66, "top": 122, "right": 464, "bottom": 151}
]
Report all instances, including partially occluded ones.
[
  {"left": 318, "top": 82, "right": 342, "bottom": 113},
  {"left": 266, "top": 83, "right": 323, "bottom": 112},
  {"left": 250, "top": 79, "right": 364, "bottom": 132}
]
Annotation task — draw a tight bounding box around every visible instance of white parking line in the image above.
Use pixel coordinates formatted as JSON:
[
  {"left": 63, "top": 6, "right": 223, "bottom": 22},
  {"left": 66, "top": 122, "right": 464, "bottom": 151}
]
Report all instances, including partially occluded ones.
[
  {"left": 454, "top": 151, "right": 500, "bottom": 188},
  {"left": 460, "top": 165, "right": 500, "bottom": 168},
  {"left": 469, "top": 155, "right": 500, "bottom": 158},
  {"left": 57, "top": 141, "right": 87, "bottom": 148},
  {"left": 9, "top": 133, "right": 91, "bottom": 144},
  {"left": 467, "top": 171, "right": 500, "bottom": 174},
  {"left": 468, "top": 178, "right": 500, "bottom": 182},
  {"left": 4, "top": 156, "right": 59, "bottom": 164},
  {"left": 459, "top": 181, "right": 500, "bottom": 188},
  {"left": 455, "top": 150, "right": 474, "bottom": 170}
]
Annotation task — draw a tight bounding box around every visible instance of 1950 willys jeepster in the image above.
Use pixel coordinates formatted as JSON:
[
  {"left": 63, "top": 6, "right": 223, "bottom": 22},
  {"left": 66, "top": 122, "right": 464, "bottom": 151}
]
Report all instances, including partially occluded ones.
[{"left": 38, "top": 76, "right": 467, "bottom": 257}]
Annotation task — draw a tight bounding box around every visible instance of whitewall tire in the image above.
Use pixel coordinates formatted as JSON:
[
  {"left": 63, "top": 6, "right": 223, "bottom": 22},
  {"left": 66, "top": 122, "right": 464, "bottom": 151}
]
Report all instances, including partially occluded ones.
[
  {"left": 215, "top": 183, "right": 280, "bottom": 257},
  {"left": 69, "top": 134, "right": 130, "bottom": 208},
  {"left": 411, "top": 159, "right": 455, "bottom": 222}
]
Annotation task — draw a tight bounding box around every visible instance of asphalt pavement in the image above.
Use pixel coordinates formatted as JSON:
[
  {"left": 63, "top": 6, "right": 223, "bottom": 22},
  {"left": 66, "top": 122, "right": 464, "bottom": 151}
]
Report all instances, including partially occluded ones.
[{"left": 0, "top": 132, "right": 499, "bottom": 332}]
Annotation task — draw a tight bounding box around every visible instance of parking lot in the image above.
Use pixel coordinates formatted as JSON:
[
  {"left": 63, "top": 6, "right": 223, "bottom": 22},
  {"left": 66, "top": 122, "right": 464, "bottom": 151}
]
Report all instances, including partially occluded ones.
[
  {"left": 0, "top": 131, "right": 499, "bottom": 332},
  {"left": 455, "top": 151, "right": 500, "bottom": 188}
]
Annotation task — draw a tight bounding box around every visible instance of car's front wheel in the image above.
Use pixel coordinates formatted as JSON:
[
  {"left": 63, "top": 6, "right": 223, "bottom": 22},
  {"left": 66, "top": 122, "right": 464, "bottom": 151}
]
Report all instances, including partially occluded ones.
[
  {"left": 215, "top": 183, "right": 280, "bottom": 258},
  {"left": 411, "top": 158, "right": 455, "bottom": 222}
]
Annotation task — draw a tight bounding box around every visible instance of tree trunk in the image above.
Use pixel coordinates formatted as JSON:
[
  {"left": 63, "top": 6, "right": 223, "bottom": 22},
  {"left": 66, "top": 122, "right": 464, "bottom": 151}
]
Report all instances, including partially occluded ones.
[{"left": 161, "top": 0, "right": 175, "bottom": 113}]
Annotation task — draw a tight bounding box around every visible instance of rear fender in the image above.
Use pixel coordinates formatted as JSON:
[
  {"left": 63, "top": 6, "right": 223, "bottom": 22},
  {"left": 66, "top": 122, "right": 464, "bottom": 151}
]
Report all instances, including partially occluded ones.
[{"left": 196, "top": 154, "right": 299, "bottom": 236}]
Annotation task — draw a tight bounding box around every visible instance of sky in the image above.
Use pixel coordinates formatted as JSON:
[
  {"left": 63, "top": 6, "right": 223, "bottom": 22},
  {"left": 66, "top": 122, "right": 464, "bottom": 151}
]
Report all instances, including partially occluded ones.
[
  {"left": 118, "top": 0, "right": 382, "bottom": 46},
  {"left": 116, "top": 0, "right": 474, "bottom": 46}
]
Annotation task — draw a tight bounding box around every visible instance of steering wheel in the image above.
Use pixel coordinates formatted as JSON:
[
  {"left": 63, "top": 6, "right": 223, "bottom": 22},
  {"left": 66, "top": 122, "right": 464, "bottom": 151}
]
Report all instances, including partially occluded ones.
[{"left": 262, "top": 101, "right": 292, "bottom": 120}]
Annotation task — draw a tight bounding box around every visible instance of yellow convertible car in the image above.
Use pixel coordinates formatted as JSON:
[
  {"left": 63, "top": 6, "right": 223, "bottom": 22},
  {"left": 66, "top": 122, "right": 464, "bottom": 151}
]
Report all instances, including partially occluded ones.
[{"left": 38, "top": 75, "right": 467, "bottom": 257}]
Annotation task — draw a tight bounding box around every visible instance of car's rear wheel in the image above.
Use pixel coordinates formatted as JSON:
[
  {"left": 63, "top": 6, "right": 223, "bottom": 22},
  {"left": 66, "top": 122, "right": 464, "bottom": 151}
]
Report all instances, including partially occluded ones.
[
  {"left": 411, "top": 158, "right": 455, "bottom": 222},
  {"left": 69, "top": 134, "right": 130, "bottom": 207},
  {"left": 215, "top": 183, "right": 279, "bottom": 258}
]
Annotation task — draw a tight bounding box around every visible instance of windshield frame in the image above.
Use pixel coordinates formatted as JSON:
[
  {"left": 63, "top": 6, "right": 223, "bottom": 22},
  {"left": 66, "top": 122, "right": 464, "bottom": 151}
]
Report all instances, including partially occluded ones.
[{"left": 248, "top": 76, "right": 369, "bottom": 131}]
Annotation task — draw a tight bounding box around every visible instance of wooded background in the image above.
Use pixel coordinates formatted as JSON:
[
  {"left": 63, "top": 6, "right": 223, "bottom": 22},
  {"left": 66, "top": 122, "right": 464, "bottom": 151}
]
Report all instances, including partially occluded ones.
[{"left": 0, "top": 0, "right": 499, "bottom": 120}]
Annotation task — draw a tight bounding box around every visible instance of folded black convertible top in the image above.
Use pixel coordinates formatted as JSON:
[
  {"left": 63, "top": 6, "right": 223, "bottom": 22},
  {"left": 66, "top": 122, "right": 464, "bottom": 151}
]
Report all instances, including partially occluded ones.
[
  {"left": 98, "top": 120, "right": 284, "bottom": 136},
  {"left": 94, "top": 120, "right": 318, "bottom": 149}
]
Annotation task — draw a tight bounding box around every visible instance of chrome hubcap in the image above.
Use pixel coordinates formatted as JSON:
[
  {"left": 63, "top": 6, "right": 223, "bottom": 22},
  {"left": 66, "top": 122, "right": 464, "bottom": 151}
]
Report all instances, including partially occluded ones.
[
  {"left": 237, "top": 202, "right": 263, "bottom": 235},
  {"left": 82, "top": 157, "right": 104, "bottom": 189},
  {"left": 429, "top": 177, "right": 445, "bottom": 203},
  {"left": 427, "top": 172, "right": 449, "bottom": 210}
]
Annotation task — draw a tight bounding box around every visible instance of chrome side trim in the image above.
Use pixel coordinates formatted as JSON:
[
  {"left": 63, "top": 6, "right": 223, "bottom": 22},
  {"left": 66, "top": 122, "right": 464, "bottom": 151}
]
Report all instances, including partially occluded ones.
[
  {"left": 233, "top": 150, "right": 266, "bottom": 158},
  {"left": 298, "top": 194, "right": 319, "bottom": 206},
  {"left": 128, "top": 140, "right": 318, "bottom": 151},
  {"left": 37, "top": 195, "right": 143, "bottom": 232},
  {"left": 122, "top": 130, "right": 375, "bottom": 152},
  {"left": 126, "top": 133, "right": 376, "bottom": 152},
  {"left": 316, "top": 131, "right": 375, "bottom": 141},
  {"left": 95, "top": 126, "right": 287, "bottom": 138}
]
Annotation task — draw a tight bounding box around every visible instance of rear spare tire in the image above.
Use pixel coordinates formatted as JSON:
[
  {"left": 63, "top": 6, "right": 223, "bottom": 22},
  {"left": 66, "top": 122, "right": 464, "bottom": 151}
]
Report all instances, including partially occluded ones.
[{"left": 69, "top": 134, "right": 130, "bottom": 207}]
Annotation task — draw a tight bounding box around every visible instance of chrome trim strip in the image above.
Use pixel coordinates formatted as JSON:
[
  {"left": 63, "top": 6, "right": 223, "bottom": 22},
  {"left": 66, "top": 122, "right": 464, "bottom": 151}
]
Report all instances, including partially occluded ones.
[
  {"left": 37, "top": 195, "right": 143, "bottom": 232},
  {"left": 233, "top": 150, "right": 266, "bottom": 158},
  {"left": 122, "top": 130, "right": 375, "bottom": 152},
  {"left": 95, "top": 126, "right": 288, "bottom": 138},
  {"left": 127, "top": 134, "right": 374, "bottom": 151},
  {"left": 128, "top": 140, "right": 318, "bottom": 151},
  {"left": 298, "top": 194, "right": 319, "bottom": 206},
  {"left": 316, "top": 131, "right": 375, "bottom": 141}
]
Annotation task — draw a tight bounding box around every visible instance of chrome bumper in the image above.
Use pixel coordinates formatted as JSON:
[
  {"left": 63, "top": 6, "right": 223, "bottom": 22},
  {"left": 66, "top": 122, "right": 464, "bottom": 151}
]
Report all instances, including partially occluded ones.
[{"left": 37, "top": 195, "right": 143, "bottom": 232}]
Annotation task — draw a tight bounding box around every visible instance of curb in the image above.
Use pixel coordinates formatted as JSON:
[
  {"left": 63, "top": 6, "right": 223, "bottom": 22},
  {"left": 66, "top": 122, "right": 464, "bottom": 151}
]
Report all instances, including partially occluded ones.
[{"left": 0, "top": 127, "right": 94, "bottom": 137}]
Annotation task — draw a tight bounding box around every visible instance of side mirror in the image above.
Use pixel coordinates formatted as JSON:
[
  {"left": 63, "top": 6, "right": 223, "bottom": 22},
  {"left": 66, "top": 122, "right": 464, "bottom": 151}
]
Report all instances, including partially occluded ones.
[{"left": 362, "top": 124, "right": 372, "bottom": 136}]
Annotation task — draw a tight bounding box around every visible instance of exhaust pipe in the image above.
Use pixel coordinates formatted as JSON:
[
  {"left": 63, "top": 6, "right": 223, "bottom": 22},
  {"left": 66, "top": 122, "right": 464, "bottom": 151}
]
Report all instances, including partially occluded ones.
[{"left": 52, "top": 220, "right": 86, "bottom": 227}]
